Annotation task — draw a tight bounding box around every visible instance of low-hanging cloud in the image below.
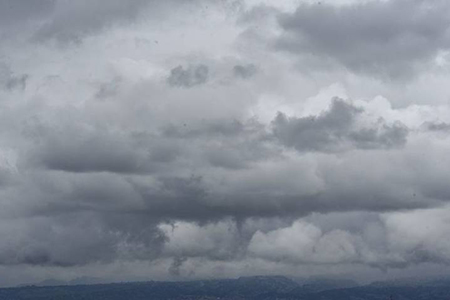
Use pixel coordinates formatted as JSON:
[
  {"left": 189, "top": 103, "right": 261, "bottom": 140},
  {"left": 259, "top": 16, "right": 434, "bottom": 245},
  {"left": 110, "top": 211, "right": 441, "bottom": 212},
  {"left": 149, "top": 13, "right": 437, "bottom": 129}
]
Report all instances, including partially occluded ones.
[{"left": 3, "top": 89, "right": 443, "bottom": 271}]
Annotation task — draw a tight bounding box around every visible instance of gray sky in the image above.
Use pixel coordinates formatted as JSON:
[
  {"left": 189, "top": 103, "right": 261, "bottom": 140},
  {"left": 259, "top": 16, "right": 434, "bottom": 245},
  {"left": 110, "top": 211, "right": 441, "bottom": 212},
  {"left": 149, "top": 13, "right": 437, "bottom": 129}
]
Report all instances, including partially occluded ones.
[{"left": 1, "top": 0, "right": 450, "bottom": 287}]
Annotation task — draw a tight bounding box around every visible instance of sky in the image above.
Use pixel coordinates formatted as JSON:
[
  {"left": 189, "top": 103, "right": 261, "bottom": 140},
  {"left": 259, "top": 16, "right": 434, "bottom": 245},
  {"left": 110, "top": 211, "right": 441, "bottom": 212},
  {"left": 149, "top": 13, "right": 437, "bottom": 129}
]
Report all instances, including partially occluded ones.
[{"left": 1, "top": 0, "right": 450, "bottom": 287}]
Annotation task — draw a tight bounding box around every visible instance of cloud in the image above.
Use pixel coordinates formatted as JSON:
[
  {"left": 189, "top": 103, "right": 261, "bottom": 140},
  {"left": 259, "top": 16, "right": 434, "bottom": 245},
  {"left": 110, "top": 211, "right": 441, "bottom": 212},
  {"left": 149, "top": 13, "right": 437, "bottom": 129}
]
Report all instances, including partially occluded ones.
[
  {"left": 276, "top": 0, "right": 450, "bottom": 79},
  {"left": 0, "top": 0, "right": 55, "bottom": 29},
  {"left": 382, "top": 207, "right": 450, "bottom": 266},
  {"left": 33, "top": 0, "right": 153, "bottom": 43},
  {"left": 2, "top": 0, "right": 450, "bottom": 286},
  {"left": 168, "top": 256, "right": 188, "bottom": 277},
  {"left": 36, "top": 133, "right": 146, "bottom": 174},
  {"left": 167, "top": 64, "right": 210, "bottom": 88},
  {"left": 233, "top": 63, "right": 258, "bottom": 79},
  {"left": 247, "top": 206, "right": 450, "bottom": 268},
  {"left": 423, "top": 121, "right": 450, "bottom": 132},
  {"left": 1, "top": 88, "right": 444, "bottom": 271},
  {"left": 160, "top": 220, "right": 240, "bottom": 261},
  {"left": 272, "top": 98, "right": 409, "bottom": 152},
  {"left": 248, "top": 221, "right": 358, "bottom": 264},
  {"left": 0, "top": 0, "right": 190, "bottom": 43},
  {"left": 94, "top": 76, "right": 123, "bottom": 100},
  {"left": 0, "top": 64, "right": 29, "bottom": 91},
  {"left": 0, "top": 212, "right": 167, "bottom": 266}
]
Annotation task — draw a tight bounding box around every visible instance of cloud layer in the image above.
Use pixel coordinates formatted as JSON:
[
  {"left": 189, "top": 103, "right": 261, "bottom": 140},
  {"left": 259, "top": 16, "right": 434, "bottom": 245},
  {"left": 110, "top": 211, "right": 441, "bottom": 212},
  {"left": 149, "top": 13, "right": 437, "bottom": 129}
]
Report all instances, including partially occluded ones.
[
  {"left": 1, "top": 0, "right": 450, "bottom": 287},
  {"left": 276, "top": 0, "right": 450, "bottom": 78}
]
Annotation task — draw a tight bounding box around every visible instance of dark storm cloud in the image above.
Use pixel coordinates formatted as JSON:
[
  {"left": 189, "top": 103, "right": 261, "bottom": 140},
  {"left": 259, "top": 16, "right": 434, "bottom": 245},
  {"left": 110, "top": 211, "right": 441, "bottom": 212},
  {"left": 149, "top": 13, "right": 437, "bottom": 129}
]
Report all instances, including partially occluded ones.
[
  {"left": 276, "top": 0, "right": 450, "bottom": 78},
  {"left": 2, "top": 92, "right": 440, "bottom": 271},
  {"left": 0, "top": 172, "right": 438, "bottom": 269},
  {"left": 0, "top": 128, "right": 444, "bottom": 270},
  {"left": 167, "top": 64, "right": 210, "bottom": 88},
  {"left": 36, "top": 170, "right": 426, "bottom": 226},
  {"left": 0, "top": 211, "right": 167, "bottom": 266},
  {"left": 272, "top": 98, "right": 408, "bottom": 152},
  {"left": 31, "top": 118, "right": 272, "bottom": 174},
  {"left": 34, "top": 131, "right": 182, "bottom": 174},
  {"left": 21, "top": 102, "right": 420, "bottom": 229}
]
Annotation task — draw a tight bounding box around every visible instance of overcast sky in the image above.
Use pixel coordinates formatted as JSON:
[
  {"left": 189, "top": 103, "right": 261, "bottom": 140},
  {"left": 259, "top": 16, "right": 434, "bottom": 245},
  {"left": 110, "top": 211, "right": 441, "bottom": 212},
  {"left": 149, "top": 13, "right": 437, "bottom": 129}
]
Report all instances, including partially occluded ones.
[{"left": 1, "top": 0, "right": 450, "bottom": 287}]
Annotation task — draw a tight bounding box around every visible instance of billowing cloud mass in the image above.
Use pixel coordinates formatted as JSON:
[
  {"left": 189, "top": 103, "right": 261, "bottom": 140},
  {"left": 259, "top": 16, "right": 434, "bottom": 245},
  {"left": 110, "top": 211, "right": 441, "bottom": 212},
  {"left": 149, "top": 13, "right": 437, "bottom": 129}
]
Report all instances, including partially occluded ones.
[
  {"left": 272, "top": 98, "right": 408, "bottom": 152},
  {"left": 1, "top": 0, "right": 450, "bottom": 288}
]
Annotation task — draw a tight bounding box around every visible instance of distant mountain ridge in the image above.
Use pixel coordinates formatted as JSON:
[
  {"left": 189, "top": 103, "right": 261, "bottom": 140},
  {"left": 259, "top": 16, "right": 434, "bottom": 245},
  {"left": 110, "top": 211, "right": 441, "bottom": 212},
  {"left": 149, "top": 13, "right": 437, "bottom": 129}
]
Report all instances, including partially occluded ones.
[
  {"left": 3, "top": 275, "right": 450, "bottom": 300},
  {"left": 19, "top": 276, "right": 108, "bottom": 287}
]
